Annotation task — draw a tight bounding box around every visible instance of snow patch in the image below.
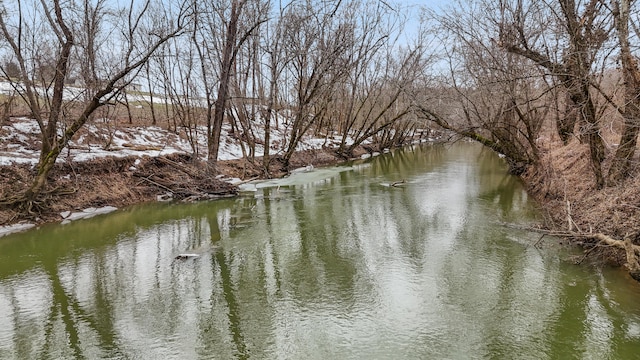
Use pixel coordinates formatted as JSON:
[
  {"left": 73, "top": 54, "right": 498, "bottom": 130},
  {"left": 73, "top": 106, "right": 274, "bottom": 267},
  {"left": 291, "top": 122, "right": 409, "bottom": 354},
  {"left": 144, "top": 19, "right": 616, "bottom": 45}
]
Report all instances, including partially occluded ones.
[
  {"left": 290, "top": 164, "right": 314, "bottom": 173},
  {"left": 254, "top": 166, "right": 354, "bottom": 189},
  {"left": 0, "top": 223, "right": 36, "bottom": 238},
  {"left": 60, "top": 206, "right": 118, "bottom": 224}
]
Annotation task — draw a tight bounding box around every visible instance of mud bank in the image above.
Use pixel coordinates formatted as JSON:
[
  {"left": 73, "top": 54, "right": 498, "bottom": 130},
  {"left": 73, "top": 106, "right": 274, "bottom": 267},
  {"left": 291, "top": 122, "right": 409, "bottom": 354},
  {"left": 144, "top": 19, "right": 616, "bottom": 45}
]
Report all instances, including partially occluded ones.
[{"left": 0, "top": 146, "right": 370, "bottom": 233}]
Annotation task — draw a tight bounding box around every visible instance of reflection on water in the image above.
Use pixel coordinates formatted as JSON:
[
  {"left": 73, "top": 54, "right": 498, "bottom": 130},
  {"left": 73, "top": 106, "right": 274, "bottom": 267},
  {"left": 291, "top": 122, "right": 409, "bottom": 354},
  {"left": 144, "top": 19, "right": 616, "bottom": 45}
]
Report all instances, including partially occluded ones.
[{"left": 1, "top": 143, "right": 640, "bottom": 359}]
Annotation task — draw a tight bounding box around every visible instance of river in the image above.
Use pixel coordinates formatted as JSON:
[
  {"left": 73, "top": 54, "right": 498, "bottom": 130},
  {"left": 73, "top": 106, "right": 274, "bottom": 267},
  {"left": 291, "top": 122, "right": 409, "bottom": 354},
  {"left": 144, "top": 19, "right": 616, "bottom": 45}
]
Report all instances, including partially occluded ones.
[{"left": 1, "top": 143, "right": 639, "bottom": 359}]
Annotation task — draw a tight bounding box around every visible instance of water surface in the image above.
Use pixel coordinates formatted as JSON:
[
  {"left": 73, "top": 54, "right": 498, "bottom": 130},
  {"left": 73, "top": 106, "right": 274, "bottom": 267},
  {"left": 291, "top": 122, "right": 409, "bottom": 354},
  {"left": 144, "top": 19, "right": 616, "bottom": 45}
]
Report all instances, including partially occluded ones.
[{"left": 1, "top": 143, "right": 639, "bottom": 359}]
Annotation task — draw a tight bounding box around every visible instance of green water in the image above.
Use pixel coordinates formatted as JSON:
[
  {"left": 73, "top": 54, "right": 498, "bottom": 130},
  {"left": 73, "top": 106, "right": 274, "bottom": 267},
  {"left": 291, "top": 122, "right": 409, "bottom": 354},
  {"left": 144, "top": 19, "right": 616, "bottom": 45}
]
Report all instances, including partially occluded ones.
[{"left": 1, "top": 143, "right": 639, "bottom": 359}]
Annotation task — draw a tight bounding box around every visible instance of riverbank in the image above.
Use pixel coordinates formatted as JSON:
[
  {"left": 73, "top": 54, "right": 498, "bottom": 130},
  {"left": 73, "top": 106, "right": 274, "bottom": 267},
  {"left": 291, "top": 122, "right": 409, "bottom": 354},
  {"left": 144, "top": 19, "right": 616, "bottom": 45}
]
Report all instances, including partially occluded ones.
[
  {"left": 523, "top": 139, "right": 640, "bottom": 271},
  {"left": 2, "top": 114, "right": 414, "bottom": 232},
  {"left": 0, "top": 145, "right": 375, "bottom": 231}
]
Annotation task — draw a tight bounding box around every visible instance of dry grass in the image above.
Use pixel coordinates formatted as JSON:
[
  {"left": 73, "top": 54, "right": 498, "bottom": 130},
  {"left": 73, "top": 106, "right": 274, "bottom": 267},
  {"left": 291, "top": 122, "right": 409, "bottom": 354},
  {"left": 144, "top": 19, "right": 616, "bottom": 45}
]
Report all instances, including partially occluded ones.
[
  {"left": 0, "top": 144, "right": 364, "bottom": 226},
  {"left": 0, "top": 155, "right": 235, "bottom": 225},
  {"left": 524, "top": 137, "right": 640, "bottom": 266}
]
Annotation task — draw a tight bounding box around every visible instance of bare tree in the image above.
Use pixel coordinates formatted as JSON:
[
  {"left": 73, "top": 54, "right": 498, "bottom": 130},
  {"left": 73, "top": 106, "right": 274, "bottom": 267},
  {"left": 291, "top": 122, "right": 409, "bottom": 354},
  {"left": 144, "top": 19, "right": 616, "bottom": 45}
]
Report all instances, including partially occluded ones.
[
  {"left": 0, "top": 0, "right": 189, "bottom": 209},
  {"left": 192, "top": 0, "right": 267, "bottom": 170},
  {"left": 74, "top": 0, "right": 107, "bottom": 100},
  {"left": 607, "top": 0, "right": 640, "bottom": 184},
  {"left": 228, "top": 3, "right": 268, "bottom": 164},
  {"left": 277, "top": 0, "right": 355, "bottom": 167},
  {"left": 341, "top": 47, "right": 424, "bottom": 156},
  {"left": 331, "top": 0, "right": 416, "bottom": 156},
  {"left": 156, "top": 32, "right": 205, "bottom": 157},
  {"left": 257, "top": 2, "right": 289, "bottom": 176},
  {"left": 497, "top": 0, "right": 611, "bottom": 188},
  {"left": 417, "top": 1, "right": 548, "bottom": 174}
]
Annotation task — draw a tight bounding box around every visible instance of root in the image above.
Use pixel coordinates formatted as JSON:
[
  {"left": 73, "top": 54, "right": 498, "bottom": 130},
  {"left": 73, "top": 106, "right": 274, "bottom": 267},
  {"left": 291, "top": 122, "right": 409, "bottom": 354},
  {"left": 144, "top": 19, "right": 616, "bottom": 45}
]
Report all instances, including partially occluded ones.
[
  {"left": 591, "top": 233, "right": 640, "bottom": 279},
  {"left": 0, "top": 195, "right": 47, "bottom": 218},
  {"left": 0, "top": 186, "right": 78, "bottom": 220}
]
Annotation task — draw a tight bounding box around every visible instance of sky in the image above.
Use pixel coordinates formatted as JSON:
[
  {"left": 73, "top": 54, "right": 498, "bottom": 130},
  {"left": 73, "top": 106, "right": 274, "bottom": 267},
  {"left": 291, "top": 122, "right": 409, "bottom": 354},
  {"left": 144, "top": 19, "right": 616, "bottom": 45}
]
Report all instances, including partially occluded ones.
[
  {"left": 406, "top": 0, "right": 450, "bottom": 8},
  {"left": 404, "top": 0, "right": 451, "bottom": 12},
  {"left": 395, "top": 0, "right": 451, "bottom": 45}
]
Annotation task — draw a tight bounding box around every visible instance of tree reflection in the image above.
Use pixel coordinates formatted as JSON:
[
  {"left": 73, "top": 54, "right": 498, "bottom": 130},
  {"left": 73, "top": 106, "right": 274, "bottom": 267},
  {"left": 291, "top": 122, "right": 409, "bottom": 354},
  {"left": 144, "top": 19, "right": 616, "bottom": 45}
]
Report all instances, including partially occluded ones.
[
  {"left": 40, "top": 254, "right": 122, "bottom": 358},
  {"left": 3, "top": 143, "right": 640, "bottom": 359},
  {"left": 289, "top": 186, "right": 358, "bottom": 305}
]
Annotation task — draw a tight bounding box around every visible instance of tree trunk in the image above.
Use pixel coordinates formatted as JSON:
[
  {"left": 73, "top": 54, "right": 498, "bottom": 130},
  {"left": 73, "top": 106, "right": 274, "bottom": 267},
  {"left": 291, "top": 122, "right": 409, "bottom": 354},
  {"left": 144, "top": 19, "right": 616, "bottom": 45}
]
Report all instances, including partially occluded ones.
[
  {"left": 608, "top": 0, "right": 640, "bottom": 185},
  {"left": 558, "top": 92, "right": 577, "bottom": 144},
  {"left": 207, "top": 0, "right": 241, "bottom": 169},
  {"left": 39, "top": 0, "right": 74, "bottom": 165},
  {"left": 146, "top": 63, "right": 157, "bottom": 125},
  {"left": 25, "top": 149, "right": 60, "bottom": 200},
  {"left": 282, "top": 113, "right": 304, "bottom": 168},
  {"left": 500, "top": 0, "right": 607, "bottom": 188},
  {"left": 123, "top": 88, "right": 133, "bottom": 124},
  {"left": 263, "top": 112, "right": 271, "bottom": 174},
  {"left": 569, "top": 82, "right": 605, "bottom": 189}
]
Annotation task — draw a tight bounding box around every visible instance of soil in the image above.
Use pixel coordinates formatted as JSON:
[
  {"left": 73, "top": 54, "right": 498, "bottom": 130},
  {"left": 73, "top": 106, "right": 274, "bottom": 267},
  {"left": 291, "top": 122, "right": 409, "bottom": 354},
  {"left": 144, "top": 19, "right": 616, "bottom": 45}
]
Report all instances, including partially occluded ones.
[{"left": 0, "top": 147, "right": 367, "bottom": 227}]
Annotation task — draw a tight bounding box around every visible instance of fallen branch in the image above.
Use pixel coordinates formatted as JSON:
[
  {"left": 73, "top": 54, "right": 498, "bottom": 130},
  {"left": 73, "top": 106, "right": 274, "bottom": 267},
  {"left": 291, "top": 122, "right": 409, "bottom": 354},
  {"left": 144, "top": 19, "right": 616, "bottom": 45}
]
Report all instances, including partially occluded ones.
[
  {"left": 121, "top": 143, "right": 164, "bottom": 151},
  {"left": 498, "top": 221, "right": 640, "bottom": 279},
  {"left": 585, "top": 233, "right": 640, "bottom": 256},
  {"left": 155, "top": 157, "right": 198, "bottom": 177},
  {"left": 136, "top": 175, "right": 174, "bottom": 194},
  {"left": 532, "top": 233, "right": 546, "bottom": 248}
]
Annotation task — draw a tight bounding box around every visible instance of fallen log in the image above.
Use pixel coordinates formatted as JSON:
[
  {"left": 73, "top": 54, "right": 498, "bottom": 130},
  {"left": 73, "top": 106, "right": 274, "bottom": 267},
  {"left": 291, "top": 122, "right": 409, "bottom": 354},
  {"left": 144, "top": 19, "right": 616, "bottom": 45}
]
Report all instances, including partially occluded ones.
[
  {"left": 591, "top": 233, "right": 640, "bottom": 280},
  {"left": 498, "top": 221, "right": 640, "bottom": 281}
]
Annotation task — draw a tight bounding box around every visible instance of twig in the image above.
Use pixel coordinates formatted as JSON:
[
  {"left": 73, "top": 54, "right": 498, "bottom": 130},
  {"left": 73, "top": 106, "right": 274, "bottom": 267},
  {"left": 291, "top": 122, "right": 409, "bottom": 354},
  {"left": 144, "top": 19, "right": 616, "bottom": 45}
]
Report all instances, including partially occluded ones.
[
  {"left": 532, "top": 234, "right": 546, "bottom": 248},
  {"left": 234, "top": 176, "right": 260, "bottom": 185},
  {"left": 575, "top": 241, "right": 604, "bottom": 265},
  {"left": 497, "top": 221, "right": 640, "bottom": 254},
  {"left": 137, "top": 175, "right": 174, "bottom": 193},
  {"left": 156, "top": 157, "right": 198, "bottom": 177}
]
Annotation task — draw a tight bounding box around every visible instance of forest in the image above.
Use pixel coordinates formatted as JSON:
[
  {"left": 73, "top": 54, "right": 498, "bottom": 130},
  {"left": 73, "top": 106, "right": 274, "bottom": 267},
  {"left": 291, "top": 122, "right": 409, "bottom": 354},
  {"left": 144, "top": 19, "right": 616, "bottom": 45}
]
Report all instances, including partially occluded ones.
[{"left": 1, "top": 0, "right": 640, "bottom": 279}]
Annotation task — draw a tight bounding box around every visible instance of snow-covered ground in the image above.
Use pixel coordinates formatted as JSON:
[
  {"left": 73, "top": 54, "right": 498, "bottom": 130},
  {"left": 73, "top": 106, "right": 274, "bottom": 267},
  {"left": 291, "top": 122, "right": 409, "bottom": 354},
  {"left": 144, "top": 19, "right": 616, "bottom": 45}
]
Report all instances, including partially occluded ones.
[
  {"left": 0, "top": 116, "right": 357, "bottom": 166},
  {"left": 0, "top": 80, "right": 171, "bottom": 105},
  {"left": 0, "top": 114, "right": 362, "bottom": 236},
  {"left": 0, "top": 79, "right": 414, "bottom": 166}
]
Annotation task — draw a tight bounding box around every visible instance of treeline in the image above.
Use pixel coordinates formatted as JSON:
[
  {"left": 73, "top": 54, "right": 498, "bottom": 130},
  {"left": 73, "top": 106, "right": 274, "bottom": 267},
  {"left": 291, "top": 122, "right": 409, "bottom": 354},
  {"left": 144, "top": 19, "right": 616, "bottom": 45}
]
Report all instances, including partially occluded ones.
[
  {"left": 418, "top": 0, "right": 640, "bottom": 190},
  {"left": 152, "top": 0, "right": 431, "bottom": 168},
  {"left": 4, "top": 0, "right": 638, "bottom": 215},
  {"left": 0, "top": 0, "right": 433, "bottom": 206}
]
